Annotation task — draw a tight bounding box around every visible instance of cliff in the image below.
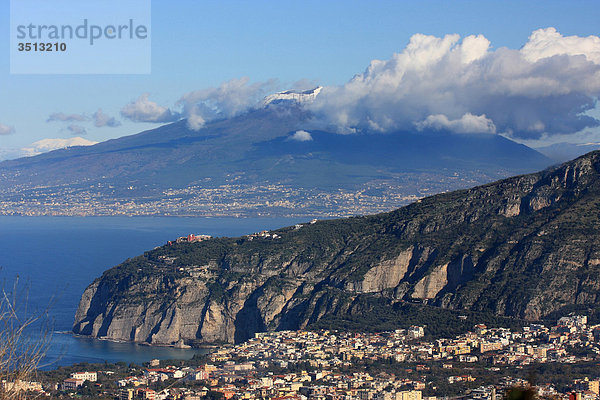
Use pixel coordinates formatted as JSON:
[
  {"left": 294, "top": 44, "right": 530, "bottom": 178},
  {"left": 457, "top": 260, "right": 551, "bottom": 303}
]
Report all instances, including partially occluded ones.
[{"left": 73, "top": 151, "right": 600, "bottom": 345}]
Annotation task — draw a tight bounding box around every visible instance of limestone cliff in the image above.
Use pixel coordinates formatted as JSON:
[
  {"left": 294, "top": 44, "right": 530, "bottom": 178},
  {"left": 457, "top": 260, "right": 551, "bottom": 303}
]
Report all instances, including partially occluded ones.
[{"left": 74, "top": 151, "right": 600, "bottom": 344}]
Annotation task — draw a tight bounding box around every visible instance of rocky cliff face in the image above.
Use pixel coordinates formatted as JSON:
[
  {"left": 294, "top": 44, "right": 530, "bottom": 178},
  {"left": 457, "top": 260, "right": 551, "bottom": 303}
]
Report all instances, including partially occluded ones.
[{"left": 73, "top": 152, "right": 600, "bottom": 345}]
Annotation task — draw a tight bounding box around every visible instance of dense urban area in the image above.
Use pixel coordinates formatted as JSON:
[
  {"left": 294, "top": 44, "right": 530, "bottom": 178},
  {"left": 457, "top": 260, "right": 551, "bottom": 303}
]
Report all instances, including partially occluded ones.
[
  {"left": 11, "top": 315, "right": 600, "bottom": 400},
  {"left": 0, "top": 171, "right": 496, "bottom": 217}
]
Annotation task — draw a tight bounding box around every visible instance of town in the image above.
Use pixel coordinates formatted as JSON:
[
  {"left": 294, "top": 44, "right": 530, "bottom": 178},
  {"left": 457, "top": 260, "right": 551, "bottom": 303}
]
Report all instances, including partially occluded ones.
[
  {"left": 10, "top": 315, "right": 600, "bottom": 400},
  {"left": 0, "top": 171, "right": 488, "bottom": 218}
]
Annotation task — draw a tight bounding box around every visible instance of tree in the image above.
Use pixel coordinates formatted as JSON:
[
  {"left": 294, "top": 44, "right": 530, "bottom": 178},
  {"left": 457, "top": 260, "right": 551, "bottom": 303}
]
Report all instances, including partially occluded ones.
[
  {"left": 205, "top": 390, "right": 225, "bottom": 400},
  {"left": 504, "top": 386, "right": 537, "bottom": 400},
  {"left": 0, "top": 280, "right": 50, "bottom": 399}
]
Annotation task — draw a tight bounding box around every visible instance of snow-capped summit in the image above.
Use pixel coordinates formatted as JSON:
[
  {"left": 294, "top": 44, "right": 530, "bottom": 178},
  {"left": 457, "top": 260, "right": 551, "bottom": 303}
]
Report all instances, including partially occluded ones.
[
  {"left": 21, "top": 137, "right": 98, "bottom": 157},
  {"left": 263, "top": 86, "right": 322, "bottom": 106}
]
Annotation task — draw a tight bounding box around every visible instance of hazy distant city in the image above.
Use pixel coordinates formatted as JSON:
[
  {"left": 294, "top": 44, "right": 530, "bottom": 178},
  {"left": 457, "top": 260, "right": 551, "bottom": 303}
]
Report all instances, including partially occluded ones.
[{"left": 0, "top": 172, "right": 503, "bottom": 217}]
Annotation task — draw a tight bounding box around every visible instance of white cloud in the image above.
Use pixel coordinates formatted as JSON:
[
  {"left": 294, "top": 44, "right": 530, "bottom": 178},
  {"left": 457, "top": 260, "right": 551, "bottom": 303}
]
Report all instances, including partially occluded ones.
[
  {"left": 186, "top": 113, "right": 206, "bottom": 131},
  {"left": 416, "top": 113, "right": 496, "bottom": 134},
  {"left": 21, "top": 137, "right": 98, "bottom": 157},
  {"left": 121, "top": 94, "right": 181, "bottom": 123},
  {"left": 47, "top": 112, "right": 88, "bottom": 122},
  {"left": 521, "top": 27, "right": 600, "bottom": 63},
  {"left": 290, "top": 130, "right": 313, "bottom": 141},
  {"left": 179, "top": 77, "right": 278, "bottom": 130},
  {"left": 0, "top": 123, "right": 15, "bottom": 135},
  {"left": 65, "top": 124, "right": 87, "bottom": 136},
  {"left": 93, "top": 109, "right": 121, "bottom": 127},
  {"left": 309, "top": 28, "right": 600, "bottom": 139}
]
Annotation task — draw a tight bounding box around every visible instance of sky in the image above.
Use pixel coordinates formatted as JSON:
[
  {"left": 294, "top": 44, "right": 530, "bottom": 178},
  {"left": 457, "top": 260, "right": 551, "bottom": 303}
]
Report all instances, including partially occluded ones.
[{"left": 0, "top": 0, "right": 599, "bottom": 159}]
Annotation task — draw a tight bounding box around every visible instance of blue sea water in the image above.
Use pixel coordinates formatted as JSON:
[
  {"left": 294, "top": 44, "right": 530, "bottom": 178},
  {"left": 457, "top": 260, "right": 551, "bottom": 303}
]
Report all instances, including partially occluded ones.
[{"left": 0, "top": 216, "right": 306, "bottom": 368}]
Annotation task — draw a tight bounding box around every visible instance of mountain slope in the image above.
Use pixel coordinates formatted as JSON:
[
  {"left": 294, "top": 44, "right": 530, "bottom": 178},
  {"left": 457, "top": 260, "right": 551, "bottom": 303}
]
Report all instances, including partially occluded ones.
[
  {"left": 0, "top": 106, "right": 550, "bottom": 216},
  {"left": 73, "top": 151, "right": 600, "bottom": 344},
  {"left": 536, "top": 142, "right": 600, "bottom": 163}
]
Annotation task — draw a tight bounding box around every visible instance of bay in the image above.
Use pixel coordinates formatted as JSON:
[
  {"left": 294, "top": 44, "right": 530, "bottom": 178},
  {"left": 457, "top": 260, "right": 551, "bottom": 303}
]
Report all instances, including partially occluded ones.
[{"left": 0, "top": 216, "right": 307, "bottom": 368}]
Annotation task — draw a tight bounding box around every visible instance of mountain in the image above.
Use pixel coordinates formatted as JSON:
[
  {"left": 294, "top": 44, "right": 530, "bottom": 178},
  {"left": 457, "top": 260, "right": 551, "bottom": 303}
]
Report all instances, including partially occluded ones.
[
  {"left": 262, "top": 87, "right": 322, "bottom": 106},
  {"left": 73, "top": 151, "right": 600, "bottom": 345},
  {"left": 0, "top": 105, "right": 550, "bottom": 217},
  {"left": 536, "top": 142, "right": 600, "bottom": 163}
]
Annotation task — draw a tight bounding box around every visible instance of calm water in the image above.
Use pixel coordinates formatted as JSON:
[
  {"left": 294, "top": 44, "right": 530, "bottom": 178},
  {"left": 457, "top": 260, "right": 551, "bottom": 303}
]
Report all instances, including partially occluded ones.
[{"left": 0, "top": 216, "right": 307, "bottom": 368}]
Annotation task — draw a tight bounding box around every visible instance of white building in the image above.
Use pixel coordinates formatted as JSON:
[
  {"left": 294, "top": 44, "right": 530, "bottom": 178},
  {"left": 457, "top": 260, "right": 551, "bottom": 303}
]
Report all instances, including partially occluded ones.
[{"left": 70, "top": 371, "right": 97, "bottom": 382}]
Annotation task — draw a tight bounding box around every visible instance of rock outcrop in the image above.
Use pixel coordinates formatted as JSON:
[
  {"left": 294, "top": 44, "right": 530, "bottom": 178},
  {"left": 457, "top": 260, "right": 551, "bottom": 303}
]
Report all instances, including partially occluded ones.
[{"left": 74, "top": 151, "right": 600, "bottom": 345}]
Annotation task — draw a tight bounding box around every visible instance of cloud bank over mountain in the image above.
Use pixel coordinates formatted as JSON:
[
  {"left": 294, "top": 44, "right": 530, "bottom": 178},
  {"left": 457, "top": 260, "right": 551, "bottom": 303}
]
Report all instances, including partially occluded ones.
[
  {"left": 178, "top": 77, "right": 278, "bottom": 130},
  {"left": 119, "top": 28, "right": 600, "bottom": 141},
  {"left": 309, "top": 28, "right": 600, "bottom": 139}
]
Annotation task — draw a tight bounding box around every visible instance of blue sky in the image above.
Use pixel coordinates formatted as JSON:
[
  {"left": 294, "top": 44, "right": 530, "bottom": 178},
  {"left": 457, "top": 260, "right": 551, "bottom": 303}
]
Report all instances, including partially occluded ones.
[{"left": 1, "top": 0, "right": 599, "bottom": 158}]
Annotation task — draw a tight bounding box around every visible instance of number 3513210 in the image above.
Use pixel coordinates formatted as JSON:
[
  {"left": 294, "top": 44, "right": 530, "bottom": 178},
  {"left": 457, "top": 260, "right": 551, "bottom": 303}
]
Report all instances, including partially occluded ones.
[{"left": 17, "top": 42, "right": 67, "bottom": 52}]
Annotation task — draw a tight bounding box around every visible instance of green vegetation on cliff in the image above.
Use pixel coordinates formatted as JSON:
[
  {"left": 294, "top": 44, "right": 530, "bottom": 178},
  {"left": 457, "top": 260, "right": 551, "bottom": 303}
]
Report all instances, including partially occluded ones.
[{"left": 74, "top": 151, "right": 600, "bottom": 345}]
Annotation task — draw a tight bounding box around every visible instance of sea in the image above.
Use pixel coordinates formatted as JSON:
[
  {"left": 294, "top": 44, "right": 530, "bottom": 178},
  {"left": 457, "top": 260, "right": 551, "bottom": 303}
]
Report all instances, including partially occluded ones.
[{"left": 0, "top": 216, "right": 307, "bottom": 369}]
